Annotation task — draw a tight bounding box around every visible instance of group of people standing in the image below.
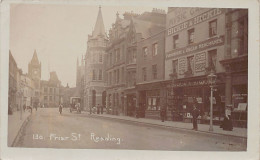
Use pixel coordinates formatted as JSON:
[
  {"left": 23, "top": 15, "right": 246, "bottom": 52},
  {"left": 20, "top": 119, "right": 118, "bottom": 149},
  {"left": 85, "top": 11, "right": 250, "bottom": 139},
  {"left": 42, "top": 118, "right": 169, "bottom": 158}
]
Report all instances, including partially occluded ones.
[{"left": 90, "top": 104, "right": 104, "bottom": 114}]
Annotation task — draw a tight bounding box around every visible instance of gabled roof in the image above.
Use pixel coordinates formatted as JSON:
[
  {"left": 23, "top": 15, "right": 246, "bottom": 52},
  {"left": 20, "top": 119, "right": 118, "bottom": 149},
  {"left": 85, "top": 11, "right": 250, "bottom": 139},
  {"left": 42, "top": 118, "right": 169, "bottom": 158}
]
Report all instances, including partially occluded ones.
[{"left": 92, "top": 6, "right": 106, "bottom": 38}]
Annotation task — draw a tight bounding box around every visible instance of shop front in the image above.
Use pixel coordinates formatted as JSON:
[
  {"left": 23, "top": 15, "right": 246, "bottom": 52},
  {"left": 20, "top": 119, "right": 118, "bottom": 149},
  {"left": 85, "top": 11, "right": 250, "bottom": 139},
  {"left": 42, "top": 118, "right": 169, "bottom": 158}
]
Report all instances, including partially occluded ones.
[
  {"left": 220, "top": 55, "right": 248, "bottom": 127},
  {"left": 125, "top": 88, "right": 136, "bottom": 117},
  {"left": 167, "top": 74, "right": 226, "bottom": 124},
  {"left": 136, "top": 81, "right": 167, "bottom": 119}
]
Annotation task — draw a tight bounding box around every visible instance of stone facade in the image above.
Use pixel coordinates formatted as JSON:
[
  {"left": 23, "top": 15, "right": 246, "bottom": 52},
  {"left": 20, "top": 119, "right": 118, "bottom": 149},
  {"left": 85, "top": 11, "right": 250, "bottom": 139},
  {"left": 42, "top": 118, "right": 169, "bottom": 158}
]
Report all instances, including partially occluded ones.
[{"left": 84, "top": 6, "right": 108, "bottom": 111}]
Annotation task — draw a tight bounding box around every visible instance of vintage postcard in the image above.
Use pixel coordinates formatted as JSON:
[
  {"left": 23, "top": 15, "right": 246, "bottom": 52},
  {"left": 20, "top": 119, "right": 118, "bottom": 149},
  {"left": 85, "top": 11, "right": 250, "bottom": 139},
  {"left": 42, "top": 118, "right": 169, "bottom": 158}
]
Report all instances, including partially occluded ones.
[{"left": 0, "top": 0, "right": 259, "bottom": 159}]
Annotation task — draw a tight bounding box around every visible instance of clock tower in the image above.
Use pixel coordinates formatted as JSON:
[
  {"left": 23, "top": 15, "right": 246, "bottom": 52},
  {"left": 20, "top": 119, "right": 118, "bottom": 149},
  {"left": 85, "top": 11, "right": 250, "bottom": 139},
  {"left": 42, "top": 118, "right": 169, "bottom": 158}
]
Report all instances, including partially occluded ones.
[{"left": 28, "top": 50, "right": 41, "bottom": 105}]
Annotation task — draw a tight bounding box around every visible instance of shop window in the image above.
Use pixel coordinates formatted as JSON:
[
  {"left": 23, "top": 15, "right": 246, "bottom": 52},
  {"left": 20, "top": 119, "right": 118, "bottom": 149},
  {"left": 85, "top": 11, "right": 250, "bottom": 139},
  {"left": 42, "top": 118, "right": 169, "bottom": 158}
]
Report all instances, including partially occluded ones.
[
  {"left": 209, "top": 19, "right": 217, "bottom": 37},
  {"left": 173, "top": 35, "right": 179, "bottom": 49},
  {"left": 142, "top": 67, "right": 147, "bottom": 81},
  {"left": 152, "top": 64, "right": 157, "bottom": 79},
  {"left": 208, "top": 49, "right": 217, "bottom": 71},
  {"left": 143, "top": 47, "right": 148, "bottom": 58},
  {"left": 187, "top": 56, "right": 194, "bottom": 75},
  {"left": 152, "top": 43, "right": 158, "bottom": 56},
  {"left": 188, "top": 28, "right": 195, "bottom": 44}
]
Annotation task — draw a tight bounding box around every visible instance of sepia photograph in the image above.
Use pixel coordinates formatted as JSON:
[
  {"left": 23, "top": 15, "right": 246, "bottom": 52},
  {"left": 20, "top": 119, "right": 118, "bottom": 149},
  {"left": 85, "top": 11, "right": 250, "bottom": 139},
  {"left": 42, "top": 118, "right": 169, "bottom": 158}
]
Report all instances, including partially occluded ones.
[{"left": 1, "top": 0, "right": 259, "bottom": 160}]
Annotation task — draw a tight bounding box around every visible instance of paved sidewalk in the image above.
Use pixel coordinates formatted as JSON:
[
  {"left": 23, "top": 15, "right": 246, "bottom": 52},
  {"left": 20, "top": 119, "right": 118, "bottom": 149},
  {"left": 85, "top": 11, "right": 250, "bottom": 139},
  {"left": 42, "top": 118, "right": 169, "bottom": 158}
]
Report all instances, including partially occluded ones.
[
  {"left": 8, "top": 110, "right": 31, "bottom": 146},
  {"left": 84, "top": 112, "right": 247, "bottom": 138}
]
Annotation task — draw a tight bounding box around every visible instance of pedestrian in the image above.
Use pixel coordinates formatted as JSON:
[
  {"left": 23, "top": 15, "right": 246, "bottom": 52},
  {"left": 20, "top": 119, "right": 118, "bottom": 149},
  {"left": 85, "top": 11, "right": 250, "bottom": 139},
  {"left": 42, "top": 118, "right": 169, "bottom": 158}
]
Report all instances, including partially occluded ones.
[
  {"left": 101, "top": 105, "right": 103, "bottom": 114},
  {"left": 220, "top": 107, "right": 233, "bottom": 131},
  {"left": 59, "top": 104, "right": 63, "bottom": 115},
  {"left": 160, "top": 106, "right": 167, "bottom": 122},
  {"left": 191, "top": 104, "right": 200, "bottom": 131},
  {"left": 97, "top": 104, "right": 100, "bottom": 114}
]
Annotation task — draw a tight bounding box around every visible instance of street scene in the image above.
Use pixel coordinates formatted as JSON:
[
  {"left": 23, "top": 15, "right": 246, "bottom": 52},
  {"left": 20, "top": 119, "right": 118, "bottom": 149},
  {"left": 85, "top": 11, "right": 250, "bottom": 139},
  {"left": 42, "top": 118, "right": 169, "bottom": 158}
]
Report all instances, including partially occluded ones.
[
  {"left": 8, "top": 5, "right": 248, "bottom": 151},
  {"left": 14, "top": 108, "right": 246, "bottom": 151}
]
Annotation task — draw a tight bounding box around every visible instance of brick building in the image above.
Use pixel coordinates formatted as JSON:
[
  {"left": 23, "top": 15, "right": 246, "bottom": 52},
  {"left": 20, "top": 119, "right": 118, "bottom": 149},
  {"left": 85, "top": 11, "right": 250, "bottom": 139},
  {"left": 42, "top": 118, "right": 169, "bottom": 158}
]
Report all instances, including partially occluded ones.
[{"left": 164, "top": 8, "right": 248, "bottom": 125}]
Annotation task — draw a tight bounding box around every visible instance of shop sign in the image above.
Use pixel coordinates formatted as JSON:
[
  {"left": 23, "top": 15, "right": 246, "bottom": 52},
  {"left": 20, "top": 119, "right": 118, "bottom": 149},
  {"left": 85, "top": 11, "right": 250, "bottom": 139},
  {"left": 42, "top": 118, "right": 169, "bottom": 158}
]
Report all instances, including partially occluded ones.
[
  {"left": 178, "top": 57, "right": 187, "bottom": 75},
  {"left": 167, "top": 8, "right": 224, "bottom": 36},
  {"left": 173, "top": 79, "right": 208, "bottom": 87},
  {"left": 166, "top": 35, "right": 224, "bottom": 59},
  {"left": 194, "top": 52, "right": 206, "bottom": 72}
]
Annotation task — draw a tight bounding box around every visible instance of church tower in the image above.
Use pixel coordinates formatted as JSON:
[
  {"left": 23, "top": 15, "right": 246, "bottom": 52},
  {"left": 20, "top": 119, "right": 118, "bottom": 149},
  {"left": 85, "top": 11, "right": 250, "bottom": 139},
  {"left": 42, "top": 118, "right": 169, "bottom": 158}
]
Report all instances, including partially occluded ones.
[
  {"left": 28, "top": 50, "right": 41, "bottom": 105},
  {"left": 84, "top": 6, "right": 108, "bottom": 110}
]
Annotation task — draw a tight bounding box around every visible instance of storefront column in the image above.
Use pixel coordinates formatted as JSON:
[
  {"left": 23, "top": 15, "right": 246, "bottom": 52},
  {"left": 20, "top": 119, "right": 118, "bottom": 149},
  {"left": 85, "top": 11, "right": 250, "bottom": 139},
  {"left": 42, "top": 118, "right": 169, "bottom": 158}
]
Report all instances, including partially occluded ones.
[{"left": 225, "top": 66, "right": 232, "bottom": 106}]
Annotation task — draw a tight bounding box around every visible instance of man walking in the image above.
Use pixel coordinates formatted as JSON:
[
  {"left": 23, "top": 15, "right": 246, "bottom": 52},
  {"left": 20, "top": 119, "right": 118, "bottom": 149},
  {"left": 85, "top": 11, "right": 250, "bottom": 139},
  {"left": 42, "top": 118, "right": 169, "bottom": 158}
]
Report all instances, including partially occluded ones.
[{"left": 192, "top": 104, "right": 200, "bottom": 131}]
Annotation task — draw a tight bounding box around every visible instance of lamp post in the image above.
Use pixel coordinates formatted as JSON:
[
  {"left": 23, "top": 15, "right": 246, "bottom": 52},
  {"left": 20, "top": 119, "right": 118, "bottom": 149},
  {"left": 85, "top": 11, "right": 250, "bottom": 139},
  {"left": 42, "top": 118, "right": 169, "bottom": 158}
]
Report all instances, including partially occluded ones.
[{"left": 207, "top": 69, "right": 217, "bottom": 132}]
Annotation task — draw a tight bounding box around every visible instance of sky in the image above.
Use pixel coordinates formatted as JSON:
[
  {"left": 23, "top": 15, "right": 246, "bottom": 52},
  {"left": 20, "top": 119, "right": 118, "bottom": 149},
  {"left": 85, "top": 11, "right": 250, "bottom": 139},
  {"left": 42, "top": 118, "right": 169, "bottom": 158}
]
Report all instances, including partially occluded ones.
[{"left": 10, "top": 4, "right": 167, "bottom": 87}]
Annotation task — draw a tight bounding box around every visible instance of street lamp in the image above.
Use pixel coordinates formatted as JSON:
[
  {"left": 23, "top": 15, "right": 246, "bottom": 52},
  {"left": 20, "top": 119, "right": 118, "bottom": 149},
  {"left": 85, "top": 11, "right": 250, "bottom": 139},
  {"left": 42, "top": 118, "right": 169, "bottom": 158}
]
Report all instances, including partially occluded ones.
[{"left": 207, "top": 69, "right": 217, "bottom": 132}]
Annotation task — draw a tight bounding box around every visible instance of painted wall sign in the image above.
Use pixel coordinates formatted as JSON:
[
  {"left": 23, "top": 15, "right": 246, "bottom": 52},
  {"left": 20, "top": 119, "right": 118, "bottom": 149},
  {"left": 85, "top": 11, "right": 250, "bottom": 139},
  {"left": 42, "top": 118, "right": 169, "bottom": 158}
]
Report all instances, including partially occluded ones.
[
  {"left": 167, "top": 8, "right": 224, "bottom": 36},
  {"left": 194, "top": 52, "right": 206, "bottom": 72},
  {"left": 166, "top": 35, "right": 224, "bottom": 59}
]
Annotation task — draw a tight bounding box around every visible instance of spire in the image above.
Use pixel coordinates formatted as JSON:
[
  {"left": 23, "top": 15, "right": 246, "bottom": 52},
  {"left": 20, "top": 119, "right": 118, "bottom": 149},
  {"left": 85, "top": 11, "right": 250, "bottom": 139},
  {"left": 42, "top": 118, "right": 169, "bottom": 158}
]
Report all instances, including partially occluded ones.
[
  {"left": 31, "top": 49, "right": 40, "bottom": 65},
  {"left": 77, "top": 57, "right": 79, "bottom": 67},
  {"left": 92, "top": 6, "right": 106, "bottom": 37}
]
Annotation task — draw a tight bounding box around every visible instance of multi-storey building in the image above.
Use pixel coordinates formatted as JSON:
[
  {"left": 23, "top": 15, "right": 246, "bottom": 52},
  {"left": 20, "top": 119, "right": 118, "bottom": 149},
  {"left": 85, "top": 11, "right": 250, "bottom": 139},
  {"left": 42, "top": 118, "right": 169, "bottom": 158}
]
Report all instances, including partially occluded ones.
[
  {"left": 220, "top": 9, "right": 248, "bottom": 126},
  {"left": 165, "top": 8, "right": 248, "bottom": 125},
  {"left": 84, "top": 6, "right": 108, "bottom": 111},
  {"left": 105, "top": 12, "right": 132, "bottom": 115},
  {"left": 41, "top": 71, "right": 61, "bottom": 107},
  {"left": 20, "top": 73, "right": 34, "bottom": 107},
  {"left": 28, "top": 50, "right": 41, "bottom": 107},
  {"left": 9, "top": 50, "right": 18, "bottom": 112},
  {"left": 135, "top": 22, "right": 166, "bottom": 119},
  {"left": 105, "top": 9, "right": 166, "bottom": 116}
]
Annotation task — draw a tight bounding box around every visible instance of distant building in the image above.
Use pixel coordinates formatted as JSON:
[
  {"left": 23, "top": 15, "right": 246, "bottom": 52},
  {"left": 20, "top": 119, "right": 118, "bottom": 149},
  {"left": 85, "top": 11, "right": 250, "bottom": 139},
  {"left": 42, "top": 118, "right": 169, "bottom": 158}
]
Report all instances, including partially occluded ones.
[
  {"left": 20, "top": 73, "right": 34, "bottom": 107},
  {"left": 28, "top": 50, "right": 41, "bottom": 107},
  {"left": 84, "top": 6, "right": 108, "bottom": 110},
  {"left": 9, "top": 50, "right": 18, "bottom": 111},
  {"left": 76, "top": 56, "right": 85, "bottom": 108},
  {"left": 40, "top": 72, "right": 61, "bottom": 108}
]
